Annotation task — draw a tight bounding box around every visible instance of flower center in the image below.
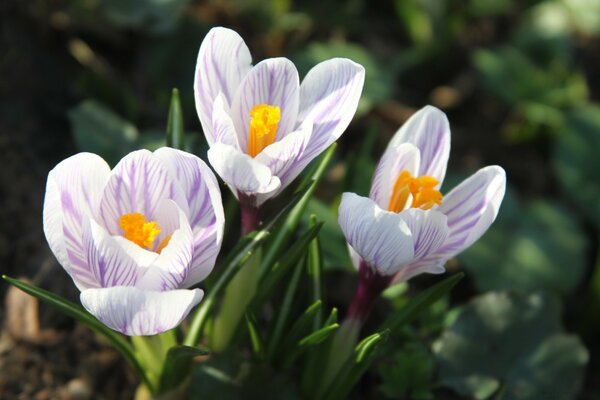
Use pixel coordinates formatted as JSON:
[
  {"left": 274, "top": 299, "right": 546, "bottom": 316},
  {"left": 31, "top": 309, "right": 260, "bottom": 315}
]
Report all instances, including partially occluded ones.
[
  {"left": 118, "top": 213, "right": 170, "bottom": 252},
  {"left": 388, "top": 170, "right": 443, "bottom": 213},
  {"left": 248, "top": 104, "right": 280, "bottom": 157}
]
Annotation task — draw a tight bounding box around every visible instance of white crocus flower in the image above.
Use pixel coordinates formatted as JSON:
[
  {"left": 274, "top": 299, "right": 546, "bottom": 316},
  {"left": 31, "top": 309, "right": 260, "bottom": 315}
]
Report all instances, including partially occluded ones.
[
  {"left": 194, "top": 27, "right": 365, "bottom": 207},
  {"left": 43, "top": 148, "right": 224, "bottom": 336},
  {"left": 339, "top": 106, "right": 506, "bottom": 292}
]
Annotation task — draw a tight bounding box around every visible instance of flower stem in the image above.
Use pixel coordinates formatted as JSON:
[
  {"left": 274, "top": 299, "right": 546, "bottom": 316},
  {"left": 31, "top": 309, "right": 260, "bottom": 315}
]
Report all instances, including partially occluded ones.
[
  {"left": 347, "top": 262, "right": 391, "bottom": 320},
  {"left": 240, "top": 196, "right": 261, "bottom": 235}
]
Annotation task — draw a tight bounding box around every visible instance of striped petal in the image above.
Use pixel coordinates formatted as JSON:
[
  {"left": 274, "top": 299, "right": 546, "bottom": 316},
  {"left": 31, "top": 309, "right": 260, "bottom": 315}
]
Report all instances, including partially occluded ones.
[
  {"left": 253, "top": 120, "right": 313, "bottom": 204},
  {"left": 212, "top": 93, "right": 241, "bottom": 148},
  {"left": 369, "top": 143, "right": 421, "bottom": 210},
  {"left": 43, "top": 153, "right": 111, "bottom": 290},
  {"left": 80, "top": 286, "right": 203, "bottom": 336},
  {"left": 98, "top": 150, "right": 187, "bottom": 237},
  {"left": 195, "top": 27, "right": 252, "bottom": 145},
  {"left": 153, "top": 148, "right": 225, "bottom": 286},
  {"left": 296, "top": 58, "right": 365, "bottom": 163},
  {"left": 398, "top": 209, "right": 449, "bottom": 261},
  {"left": 436, "top": 165, "right": 506, "bottom": 258},
  {"left": 83, "top": 218, "right": 157, "bottom": 288},
  {"left": 207, "top": 142, "right": 281, "bottom": 197},
  {"left": 230, "top": 58, "right": 300, "bottom": 152},
  {"left": 338, "top": 193, "right": 414, "bottom": 276},
  {"left": 136, "top": 201, "right": 193, "bottom": 291},
  {"left": 388, "top": 106, "right": 450, "bottom": 185}
]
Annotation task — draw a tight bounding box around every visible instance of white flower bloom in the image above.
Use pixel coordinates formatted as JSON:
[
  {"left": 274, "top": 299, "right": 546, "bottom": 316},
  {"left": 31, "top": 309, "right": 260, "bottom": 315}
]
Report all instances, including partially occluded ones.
[
  {"left": 338, "top": 106, "right": 506, "bottom": 282},
  {"left": 195, "top": 27, "right": 365, "bottom": 206},
  {"left": 43, "top": 148, "right": 224, "bottom": 335}
]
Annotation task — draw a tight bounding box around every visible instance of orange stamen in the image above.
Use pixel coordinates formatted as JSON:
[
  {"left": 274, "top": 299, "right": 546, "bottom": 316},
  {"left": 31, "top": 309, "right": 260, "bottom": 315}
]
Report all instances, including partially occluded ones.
[
  {"left": 247, "top": 104, "right": 280, "bottom": 157},
  {"left": 388, "top": 170, "right": 442, "bottom": 212}
]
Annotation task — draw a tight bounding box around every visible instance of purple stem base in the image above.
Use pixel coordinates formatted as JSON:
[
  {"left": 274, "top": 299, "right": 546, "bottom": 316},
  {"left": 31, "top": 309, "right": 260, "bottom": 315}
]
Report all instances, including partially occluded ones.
[
  {"left": 239, "top": 194, "right": 261, "bottom": 236},
  {"left": 347, "top": 261, "right": 391, "bottom": 321}
]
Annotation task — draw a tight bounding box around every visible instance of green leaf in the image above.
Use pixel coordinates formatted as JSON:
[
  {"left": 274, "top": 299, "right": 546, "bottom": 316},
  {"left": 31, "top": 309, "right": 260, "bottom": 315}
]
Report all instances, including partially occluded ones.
[
  {"left": 158, "top": 345, "right": 209, "bottom": 394},
  {"left": 378, "top": 342, "right": 435, "bottom": 399},
  {"left": 379, "top": 273, "right": 464, "bottom": 333},
  {"left": 553, "top": 104, "right": 600, "bottom": 228},
  {"left": 166, "top": 88, "right": 185, "bottom": 150},
  {"left": 1, "top": 275, "right": 153, "bottom": 391},
  {"left": 298, "top": 323, "right": 339, "bottom": 347},
  {"left": 245, "top": 311, "right": 265, "bottom": 360},
  {"left": 258, "top": 144, "right": 336, "bottom": 282},
  {"left": 307, "top": 214, "right": 324, "bottom": 329},
  {"left": 459, "top": 197, "right": 588, "bottom": 294},
  {"left": 68, "top": 100, "right": 139, "bottom": 165},
  {"left": 183, "top": 230, "right": 269, "bottom": 347},
  {"left": 434, "top": 292, "right": 588, "bottom": 400}
]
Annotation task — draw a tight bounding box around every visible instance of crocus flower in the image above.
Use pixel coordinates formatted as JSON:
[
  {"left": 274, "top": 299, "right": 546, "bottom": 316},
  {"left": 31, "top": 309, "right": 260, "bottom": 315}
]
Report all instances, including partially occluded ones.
[
  {"left": 43, "top": 148, "right": 224, "bottom": 336},
  {"left": 338, "top": 106, "right": 506, "bottom": 318},
  {"left": 194, "top": 27, "right": 365, "bottom": 208}
]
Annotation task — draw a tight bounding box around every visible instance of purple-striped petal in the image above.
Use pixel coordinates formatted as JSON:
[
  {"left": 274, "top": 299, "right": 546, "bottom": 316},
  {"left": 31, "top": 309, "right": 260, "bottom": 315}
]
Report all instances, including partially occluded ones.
[
  {"left": 435, "top": 165, "right": 506, "bottom": 258},
  {"left": 388, "top": 106, "right": 450, "bottom": 185},
  {"left": 83, "top": 219, "right": 157, "bottom": 288},
  {"left": 207, "top": 142, "right": 281, "bottom": 197},
  {"left": 212, "top": 93, "right": 241, "bottom": 148},
  {"left": 296, "top": 58, "right": 365, "bottom": 163},
  {"left": 98, "top": 150, "right": 187, "bottom": 237},
  {"left": 369, "top": 143, "right": 421, "bottom": 210},
  {"left": 153, "top": 148, "right": 224, "bottom": 286},
  {"left": 43, "top": 153, "right": 111, "bottom": 290},
  {"left": 80, "top": 286, "right": 203, "bottom": 336},
  {"left": 253, "top": 121, "right": 313, "bottom": 204},
  {"left": 338, "top": 193, "right": 414, "bottom": 276},
  {"left": 136, "top": 201, "right": 193, "bottom": 291},
  {"left": 230, "top": 58, "right": 300, "bottom": 152},
  {"left": 195, "top": 27, "right": 252, "bottom": 145},
  {"left": 398, "top": 209, "right": 449, "bottom": 261},
  {"left": 392, "top": 261, "right": 445, "bottom": 283}
]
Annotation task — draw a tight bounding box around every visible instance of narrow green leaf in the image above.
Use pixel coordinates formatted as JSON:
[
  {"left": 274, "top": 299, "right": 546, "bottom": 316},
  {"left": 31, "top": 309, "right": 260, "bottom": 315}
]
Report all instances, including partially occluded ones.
[
  {"left": 2, "top": 275, "right": 153, "bottom": 391},
  {"left": 324, "top": 308, "right": 338, "bottom": 325},
  {"left": 183, "top": 230, "right": 269, "bottom": 347},
  {"left": 298, "top": 323, "right": 340, "bottom": 347},
  {"left": 379, "top": 273, "right": 464, "bottom": 333},
  {"left": 257, "top": 144, "right": 336, "bottom": 281},
  {"left": 267, "top": 255, "right": 306, "bottom": 361},
  {"left": 280, "top": 300, "right": 323, "bottom": 350},
  {"left": 166, "top": 88, "right": 184, "bottom": 150},
  {"left": 307, "top": 214, "right": 324, "bottom": 330},
  {"left": 301, "top": 307, "right": 338, "bottom": 391},
  {"left": 245, "top": 310, "right": 265, "bottom": 359},
  {"left": 251, "top": 223, "right": 323, "bottom": 312},
  {"left": 158, "top": 345, "right": 209, "bottom": 394}
]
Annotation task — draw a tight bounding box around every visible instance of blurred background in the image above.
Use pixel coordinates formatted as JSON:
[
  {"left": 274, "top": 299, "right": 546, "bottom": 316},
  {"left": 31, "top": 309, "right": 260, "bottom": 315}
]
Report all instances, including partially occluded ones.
[{"left": 1, "top": 0, "right": 599, "bottom": 399}]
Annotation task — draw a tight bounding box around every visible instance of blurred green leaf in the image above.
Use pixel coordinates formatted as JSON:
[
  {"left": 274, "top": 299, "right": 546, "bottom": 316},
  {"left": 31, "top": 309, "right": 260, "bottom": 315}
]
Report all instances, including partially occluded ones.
[
  {"left": 166, "top": 88, "right": 185, "bottom": 150},
  {"left": 459, "top": 196, "right": 588, "bottom": 294},
  {"left": 99, "top": 0, "right": 191, "bottom": 33},
  {"left": 68, "top": 100, "right": 139, "bottom": 164},
  {"left": 528, "top": 0, "right": 600, "bottom": 37},
  {"left": 553, "top": 104, "right": 600, "bottom": 227},
  {"left": 245, "top": 311, "right": 265, "bottom": 360},
  {"left": 378, "top": 342, "right": 435, "bottom": 399},
  {"left": 293, "top": 43, "right": 393, "bottom": 115},
  {"left": 158, "top": 345, "right": 209, "bottom": 394},
  {"left": 434, "top": 292, "right": 588, "bottom": 400}
]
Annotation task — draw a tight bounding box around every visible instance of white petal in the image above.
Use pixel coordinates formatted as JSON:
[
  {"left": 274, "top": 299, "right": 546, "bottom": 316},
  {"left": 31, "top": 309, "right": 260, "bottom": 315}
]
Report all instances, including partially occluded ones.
[
  {"left": 83, "top": 219, "right": 156, "bottom": 287},
  {"left": 253, "top": 121, "right": 313, "bottom": 203},
  {"left": 398, "top": 209, "right": 449, "bottom": 260},
  {"left": 388, "top": 106, "right": 450, "bottom": 185},
  {"left": 80, "top": 286, "right": 203, "bottom": 336},
  {"left": 436, "top": 166, "right": 506, "bottom": 258},
  {"left": 43, "top": 153, "right": 111, "bottom": 290},
  {"left": 297, "top": 58, "right": 365, "bottom": 163},
  {"left": 212, "top": 93, "right": 240, "bottom": 148},
  {"left": 136, "top": 201, "right": 194, "bottom": 291},
  {"left": 230, "top": 58, "right": 300, "bottom": 151},
  {"left": 369, "top": 143, "right": 421, "bottom": 210},
  {"left": 392, "top": 261, "right": 445, "bottom": 283},
  {"left": 98, "top": 150, "right": 187, "bottom": 236},
  {"left": 338, "top": 193, "right": 414, "bottom": 276},
  {"left": 153, "top": 148, "right": 224, "bottom": 286},
  {"left": 207, "top": 142, "right": 281, "bottom": 197},
  {"left": 195, "top": 27, "right": 252, "bottom": 145}
]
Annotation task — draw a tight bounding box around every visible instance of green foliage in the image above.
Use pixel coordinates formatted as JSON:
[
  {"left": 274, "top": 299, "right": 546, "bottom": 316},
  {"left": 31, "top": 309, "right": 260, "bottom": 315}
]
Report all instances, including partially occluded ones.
[
  {"left": 378, "top": 342, "right": 435, "bottom": 399},
  {"left": 459, "top": 194, "right": 588, "bottom": 295},
  {"left": 158, "top": 345, "right": 209, "bottom": 394},
  {"left": 434, "top": 291, "right": 588, "bottom": 400},
  {"left": 553, "top": 104, "right": 600, "bottom": 228},
  {"left": 166, "top": 88, "right": 185, "bottom": 150}
]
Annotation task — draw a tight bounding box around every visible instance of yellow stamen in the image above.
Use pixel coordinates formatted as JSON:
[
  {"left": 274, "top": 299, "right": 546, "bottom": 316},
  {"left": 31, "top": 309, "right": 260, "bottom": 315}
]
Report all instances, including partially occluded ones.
[
  {"left": 388, "top": 170, "right": 443, "bottom": 213},
  {"left": 118, "top": 213, "right": 161, "bottom": 250},
  {"left": 247, "top": 104, "right": 281, "bottom": 157}
]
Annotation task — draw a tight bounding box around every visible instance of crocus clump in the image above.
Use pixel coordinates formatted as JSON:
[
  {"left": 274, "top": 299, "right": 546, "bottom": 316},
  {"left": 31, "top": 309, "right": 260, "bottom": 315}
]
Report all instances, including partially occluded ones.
[
  {"left": 338, "top": 106, "right": 506, "bottom": 319},
  {"left": 194, "top": 27, "right": 365, "bottom": 209},
  {"left": 43, "top": 148, "right": 224, "bottom": 335}
]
